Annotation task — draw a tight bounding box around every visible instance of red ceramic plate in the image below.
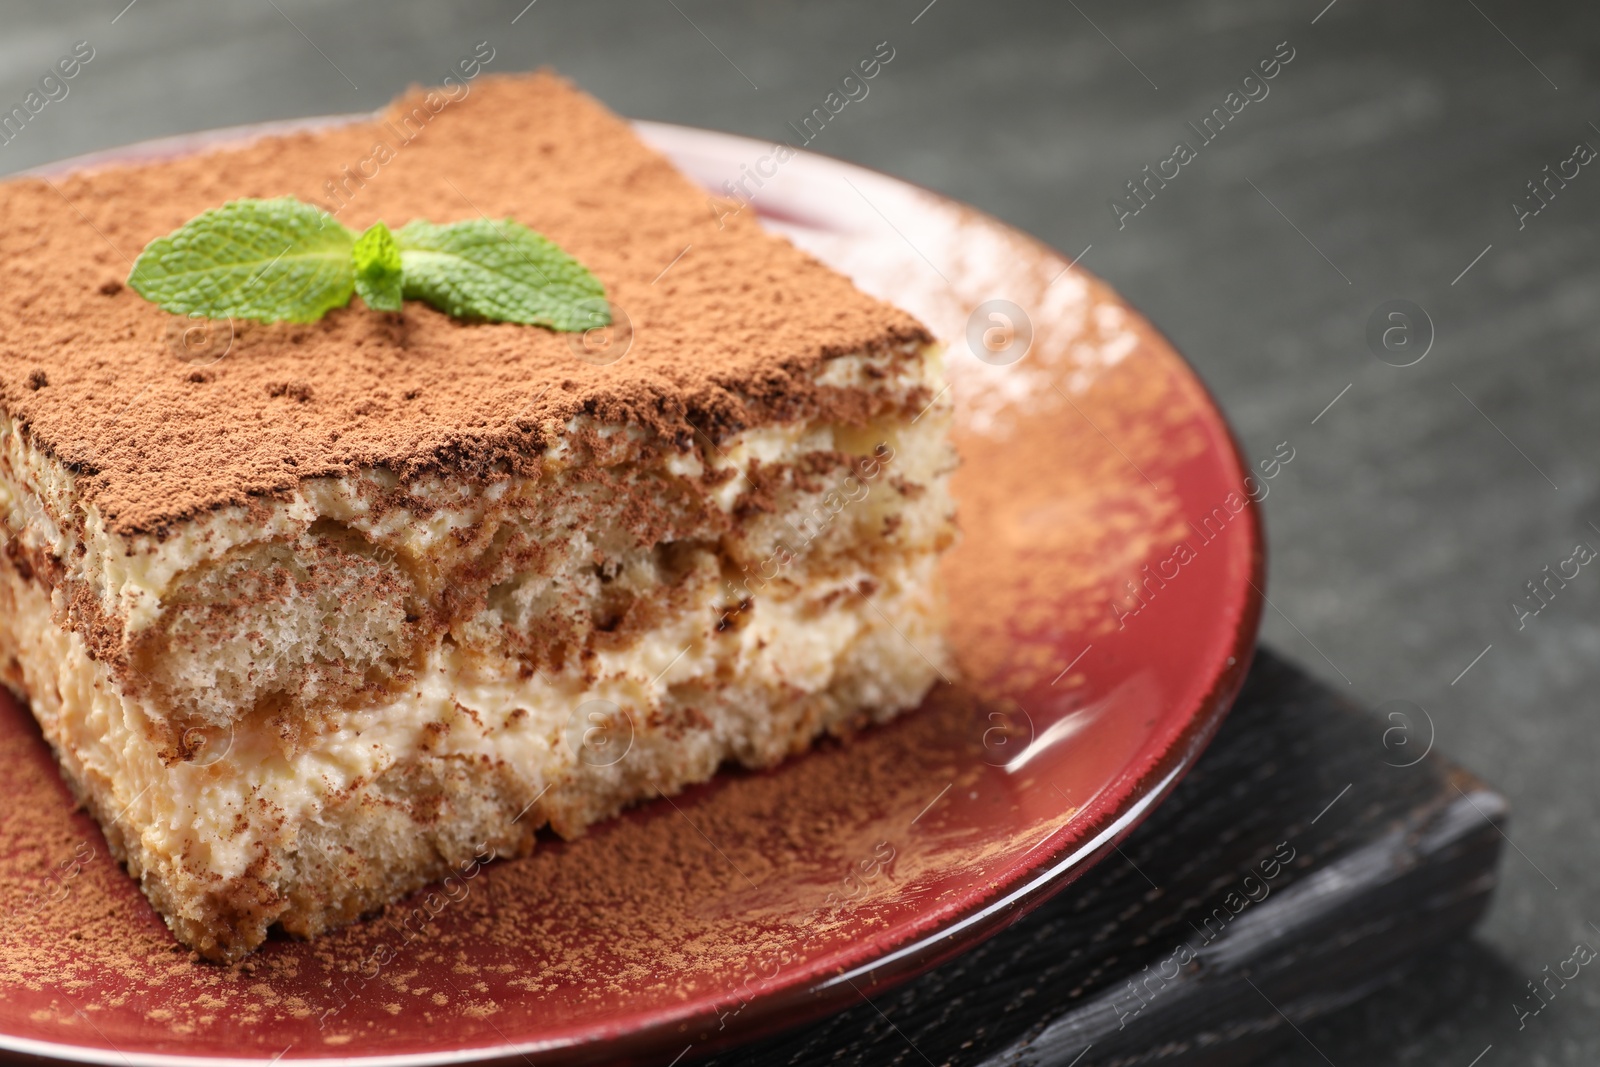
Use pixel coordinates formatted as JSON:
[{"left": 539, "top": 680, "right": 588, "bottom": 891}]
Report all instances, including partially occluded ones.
[{"left": 0, "top": 119, "right": 1262, "bottom": 1065}]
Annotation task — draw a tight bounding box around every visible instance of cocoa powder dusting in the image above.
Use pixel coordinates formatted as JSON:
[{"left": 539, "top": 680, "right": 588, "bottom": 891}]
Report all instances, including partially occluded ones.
[
  {"left": 0, "top": 71, "right": 929, "bottom": 538},
  {"left": 942, "top": 298, "right": 1205, "bottom": 692}
]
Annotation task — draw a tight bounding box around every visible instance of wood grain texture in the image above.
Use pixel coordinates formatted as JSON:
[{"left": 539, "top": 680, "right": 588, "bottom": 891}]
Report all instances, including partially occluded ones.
[{"left": 702, "top": 647, "right": 1503, "bottom": 1066}]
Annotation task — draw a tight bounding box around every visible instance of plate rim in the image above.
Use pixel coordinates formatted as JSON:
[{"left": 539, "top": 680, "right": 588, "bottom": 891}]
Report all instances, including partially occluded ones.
[{"left": 6, "top": 114, "right": 1264, "bottom": 1067}]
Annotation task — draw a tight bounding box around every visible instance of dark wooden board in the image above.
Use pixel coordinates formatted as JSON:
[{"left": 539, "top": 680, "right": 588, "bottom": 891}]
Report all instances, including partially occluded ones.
[{"left": 699, "top": 647, "right": 1505, "bottom": 1066}]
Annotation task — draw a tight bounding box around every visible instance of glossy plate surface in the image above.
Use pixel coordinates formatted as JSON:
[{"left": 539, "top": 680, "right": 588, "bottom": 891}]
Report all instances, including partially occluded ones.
[{"left": 0, "top": 120, "right": 1262, "bottom": 1065}]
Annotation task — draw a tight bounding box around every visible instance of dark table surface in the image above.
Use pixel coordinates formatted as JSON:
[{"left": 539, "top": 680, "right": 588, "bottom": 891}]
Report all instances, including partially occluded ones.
[{"left": 4, "top": 1, "right": 1598, "bottom": 1063}]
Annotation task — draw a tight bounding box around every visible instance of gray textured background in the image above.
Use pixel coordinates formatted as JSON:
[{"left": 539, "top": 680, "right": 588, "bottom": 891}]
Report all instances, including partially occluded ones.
[{"left": 3, "top": 0, "right": 1598, "bottom": 1063}]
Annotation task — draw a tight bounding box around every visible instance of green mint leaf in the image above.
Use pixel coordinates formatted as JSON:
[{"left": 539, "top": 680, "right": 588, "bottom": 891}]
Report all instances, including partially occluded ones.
[
  {"left": 128, "top": 198, "right": 357, "bottom": 324},
  {"left": 395, "top": 218, "right": 609, "bottom": 331},
  {"left": 352, "top": 221, "right": 404, "bottom": 312}
]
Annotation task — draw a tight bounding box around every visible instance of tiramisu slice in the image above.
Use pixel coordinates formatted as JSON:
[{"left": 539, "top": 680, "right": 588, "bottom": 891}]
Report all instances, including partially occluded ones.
[{"left": 0, "top": 73, "right": 955, "bottom": 961}]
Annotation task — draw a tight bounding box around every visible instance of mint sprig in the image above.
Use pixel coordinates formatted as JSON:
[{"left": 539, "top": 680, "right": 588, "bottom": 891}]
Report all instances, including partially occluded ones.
[
  {"left": 127, "top": 197, "right": 610, "bottom": 330},
  {"left": 127, "top": 198, "right": 356, "bottom": 324},
  {"left": 396, "top": 219, "right": 608, "bottom": 332},
  {"left": 352, "top": 220, "right": 403, "bottom": 312}
]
